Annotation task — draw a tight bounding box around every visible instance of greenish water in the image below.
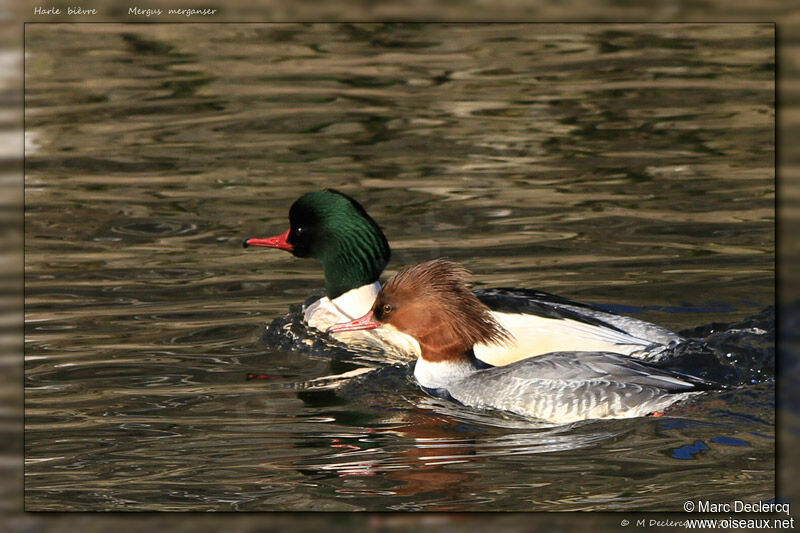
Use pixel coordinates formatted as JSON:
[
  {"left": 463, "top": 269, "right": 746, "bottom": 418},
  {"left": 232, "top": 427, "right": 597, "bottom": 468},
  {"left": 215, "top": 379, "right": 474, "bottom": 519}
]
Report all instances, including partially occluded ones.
[{"left": 24, "top": 23, "right": 774, "bottom": 511}]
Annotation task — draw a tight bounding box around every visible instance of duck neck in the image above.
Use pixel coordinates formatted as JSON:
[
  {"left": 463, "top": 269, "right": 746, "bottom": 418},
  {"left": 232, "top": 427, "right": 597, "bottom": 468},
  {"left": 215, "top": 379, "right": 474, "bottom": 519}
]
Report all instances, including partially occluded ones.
[
  {"left": 321, "top": 232, "right": 389, "bottom": 300},
  {"left": 413, "top": 347, "right": 483, "bottom": 392}
]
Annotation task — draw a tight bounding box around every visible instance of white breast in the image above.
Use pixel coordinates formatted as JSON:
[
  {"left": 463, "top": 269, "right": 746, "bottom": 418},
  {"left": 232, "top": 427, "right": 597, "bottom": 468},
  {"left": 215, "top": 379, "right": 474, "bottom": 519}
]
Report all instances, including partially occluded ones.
[
  {"left": 413, "top": 357, "right": 476, "bottom": 391},
  {"left": 304, "top": 281, "right": 381, "bottom": 327},
  {"left": 304, "top": 282, "right": 419, "bottom": 361}
]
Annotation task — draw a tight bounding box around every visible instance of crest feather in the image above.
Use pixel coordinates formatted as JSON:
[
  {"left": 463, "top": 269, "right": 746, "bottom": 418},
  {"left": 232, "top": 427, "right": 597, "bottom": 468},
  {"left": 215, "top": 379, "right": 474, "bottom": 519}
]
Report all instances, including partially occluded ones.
[{"left": 385, "top": 259, "right": 512, "bottom": 347}]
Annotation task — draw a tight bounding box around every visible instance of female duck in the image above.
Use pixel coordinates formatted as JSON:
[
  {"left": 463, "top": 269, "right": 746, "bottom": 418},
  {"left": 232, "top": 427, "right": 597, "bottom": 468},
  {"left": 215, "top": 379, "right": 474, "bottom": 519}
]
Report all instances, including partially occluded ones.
[
  {"left": 244, "top": 189, "right": 683, "bottom": 363},
  {"left": 327, "top": 259, "right": 716, "bottom": 424}
]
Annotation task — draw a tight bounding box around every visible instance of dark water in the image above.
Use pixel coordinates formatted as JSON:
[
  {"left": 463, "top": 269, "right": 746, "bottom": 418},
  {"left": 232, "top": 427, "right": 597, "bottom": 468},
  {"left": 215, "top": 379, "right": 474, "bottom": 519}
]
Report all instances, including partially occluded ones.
[{"left": 24, "top": 24, "right": 774, "bottom": 511}]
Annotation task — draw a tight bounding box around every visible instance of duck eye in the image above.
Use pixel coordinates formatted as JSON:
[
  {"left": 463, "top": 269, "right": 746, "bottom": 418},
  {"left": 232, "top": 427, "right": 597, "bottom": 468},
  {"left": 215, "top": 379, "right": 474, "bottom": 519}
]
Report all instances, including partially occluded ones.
[
  {"left": 382, "top": 304, "right": 392, "bottom": 314},
  {"left": 295, "top": 226, "right": 304, "bottom": 235}
]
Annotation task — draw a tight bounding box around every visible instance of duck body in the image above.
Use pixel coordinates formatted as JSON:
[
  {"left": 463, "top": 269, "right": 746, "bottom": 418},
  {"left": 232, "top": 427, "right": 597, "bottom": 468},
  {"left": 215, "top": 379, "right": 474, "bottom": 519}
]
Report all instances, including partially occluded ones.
[
  {"left": 328, "top": 259, "right": 717, "bottom": 424},
  {"left": 303, "top": 280, "right": 681, "bottom": 364},
  {"left": 415, "top": 350, "right": 710, "bottom": 424},
  {"left": 245, "top": 189, "right": 684, "bottom": 364}
]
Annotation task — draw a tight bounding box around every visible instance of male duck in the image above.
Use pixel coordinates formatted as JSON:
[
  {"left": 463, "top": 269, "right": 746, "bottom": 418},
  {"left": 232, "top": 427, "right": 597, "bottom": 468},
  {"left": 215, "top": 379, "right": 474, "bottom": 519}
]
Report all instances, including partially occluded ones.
[
  {"left": 327, "top": 259, "right": 716, "bottom": 424},
  {"left": 244, "top": 189, "right": 683, "bottom": 364}
]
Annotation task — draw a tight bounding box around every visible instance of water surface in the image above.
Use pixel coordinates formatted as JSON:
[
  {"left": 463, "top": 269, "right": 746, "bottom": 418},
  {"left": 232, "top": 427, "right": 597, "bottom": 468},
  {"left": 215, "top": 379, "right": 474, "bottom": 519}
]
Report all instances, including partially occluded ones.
[{"left": 24, "top": 23, "right": 774, "bottom": 511}]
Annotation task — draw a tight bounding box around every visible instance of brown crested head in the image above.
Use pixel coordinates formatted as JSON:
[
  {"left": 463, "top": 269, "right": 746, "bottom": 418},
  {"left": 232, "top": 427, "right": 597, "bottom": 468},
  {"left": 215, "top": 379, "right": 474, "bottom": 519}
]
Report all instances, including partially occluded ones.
[{"left": 372, "top": 259, "right": 512, "bottom": 361}]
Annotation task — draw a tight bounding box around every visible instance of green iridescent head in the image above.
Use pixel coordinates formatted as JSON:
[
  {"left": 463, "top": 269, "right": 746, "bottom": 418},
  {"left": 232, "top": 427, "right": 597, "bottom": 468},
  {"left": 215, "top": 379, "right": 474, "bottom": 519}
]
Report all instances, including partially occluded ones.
[{"left": 245, "top": 189, "right": 390, "bottom": 299}]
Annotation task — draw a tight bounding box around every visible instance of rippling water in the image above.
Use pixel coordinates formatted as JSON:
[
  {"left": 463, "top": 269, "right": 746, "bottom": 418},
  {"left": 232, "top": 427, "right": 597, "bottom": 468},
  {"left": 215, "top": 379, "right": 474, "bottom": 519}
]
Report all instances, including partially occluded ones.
[{"left": 24, "top": 23, "right": 774, "bottom": 511}]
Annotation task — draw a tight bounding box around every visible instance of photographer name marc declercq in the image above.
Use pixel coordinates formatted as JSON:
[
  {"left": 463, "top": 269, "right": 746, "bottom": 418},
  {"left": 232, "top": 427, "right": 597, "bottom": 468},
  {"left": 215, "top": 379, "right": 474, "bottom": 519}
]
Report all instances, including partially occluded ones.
[{"left": 684, "top": 500, "right": 790, "bottom": 515}]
